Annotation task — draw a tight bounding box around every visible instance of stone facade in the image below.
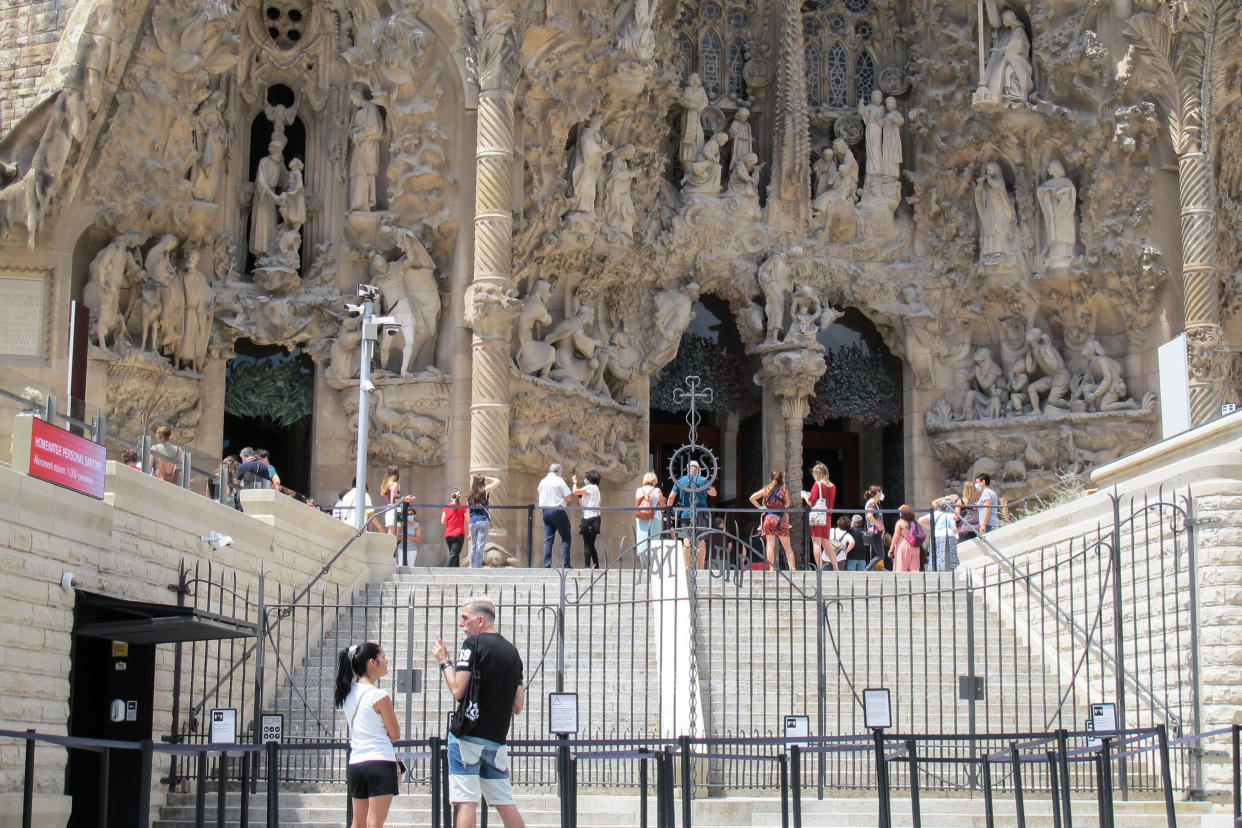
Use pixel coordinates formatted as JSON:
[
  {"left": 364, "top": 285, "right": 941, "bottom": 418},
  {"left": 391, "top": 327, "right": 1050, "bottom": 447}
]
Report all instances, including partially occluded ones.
[{"left": 0, "top": 0, "right": 1241, "bottom": 543}]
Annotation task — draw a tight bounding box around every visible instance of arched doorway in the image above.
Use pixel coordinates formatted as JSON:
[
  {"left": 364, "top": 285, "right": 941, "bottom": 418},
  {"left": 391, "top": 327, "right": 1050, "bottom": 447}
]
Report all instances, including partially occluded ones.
[{"left": 223, "top": 340, "right": 314, "bottom": 496}]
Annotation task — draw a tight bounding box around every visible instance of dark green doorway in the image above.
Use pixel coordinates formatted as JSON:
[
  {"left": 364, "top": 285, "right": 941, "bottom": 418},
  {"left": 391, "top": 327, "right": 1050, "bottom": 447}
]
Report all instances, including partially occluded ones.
[{"left": 224, "top": 340, "right": 314, "bottom": 496}]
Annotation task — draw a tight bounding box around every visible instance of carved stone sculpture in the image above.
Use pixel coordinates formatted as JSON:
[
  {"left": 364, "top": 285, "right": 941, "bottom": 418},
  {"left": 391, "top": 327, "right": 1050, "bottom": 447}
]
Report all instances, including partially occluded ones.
[
  {"left": 728, "top": 108, "right": 754, "bottom": 178},
  {"left": 190, "top": 90, "right": 227, "bottom": 202},
  {"left": 515, "top": 280, "right": 555, "bottom": 377},
  {"left": 814, "top": 139, "right": 859, "bottom": 241},
  {"left": 759, "top": 251, "right": 795, "bottom": 344},
  {"left": 1080, "top": 340, "right": 1138, "bottom": 411},
  {"left": 1025, "top": 328, "right": 1071, "bottom": 413},
  {"left": 177, "top": 248, "right": 213, "bottom": 373},
  {"left": 784, "top": 285, "right": 841, "bottom": 346},
  {"left": 550, "top": 304, "right": 604, "bottom": 387},
  {"left": 812, "top": 148, "right": 836, "bottom": 206},
  {"left": 264, "top": 101, "right": 296, "bottom": 146},
  {"left": 984, "top": 10, "right": 1033, "bottom": 102},
  {"left": 679, "top": 73, "right": 709, "bottom": 167},
  {"left": 879, "top": 96, "right": 903, "bottom": 179},
  {"left": 249, "top": 139, "right": 284, "bottom": 258},
  {"left": 372, "top": 232, "right": 441, "bottom": 376},
  {"left": 859, "top": 90, "right": 885, "bottom": 174},
  {"left": 86, "top": 231, "right": 145, "bottom": 349},
  {"left": 682, "top": 132, "right": 727, "bottom": 195},
  {"left": 641, "top": 282, "right": 699, "bottom": 373},
  {"left": 568, "top": 115, "right": 611, "bottom": 214},
  {"left": 145, "top": 235, "right": 183, "bottom": 358},
  {"left": 1037, "top": 160, "right": 1076, "bottom": 270},
  {"left": 615, "top": 0, "right": 655, "bottom": 63},
  {"left": 280, "top": 157, "right": 305, "bottom": 233},
  {"left": 727, "top": 152, "right": 761, "bottom": 198},
  {"left": 603, "top": 144, "right": 638, "bottom": 242},
  {"left": 963, "top": 347, "right": 1005, "bottom": 420},
  {"left": 349, "top": 88, "right": 384, "bottom": 212},
  {"left": 974, "top": 161, "right": 1017, "bottom": 265}
]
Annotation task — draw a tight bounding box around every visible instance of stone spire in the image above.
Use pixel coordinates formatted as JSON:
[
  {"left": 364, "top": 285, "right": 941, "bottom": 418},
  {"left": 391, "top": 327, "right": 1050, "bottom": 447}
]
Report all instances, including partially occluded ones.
[{"left": 765, "top": 0, "right": 812, "bottom": 231}]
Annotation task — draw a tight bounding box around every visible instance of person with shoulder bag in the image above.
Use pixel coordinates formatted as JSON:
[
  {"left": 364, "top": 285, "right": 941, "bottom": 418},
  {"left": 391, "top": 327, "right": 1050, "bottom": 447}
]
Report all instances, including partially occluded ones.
[
  {"left": 634, "top": 471, "right": 664, "bottom": 563},
  {"left": 802, "top": 462, "right": 837, "bottom": 570},
  {"left": 335, "top": 642, "right": 402, "bottom": 828}
]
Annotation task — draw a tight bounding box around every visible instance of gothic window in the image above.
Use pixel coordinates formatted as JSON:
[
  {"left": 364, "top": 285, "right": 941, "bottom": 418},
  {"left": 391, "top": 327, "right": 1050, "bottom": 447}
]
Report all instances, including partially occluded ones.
[
  {"left": 700, "top": 30, "right": 723, "bottom": 97},
  {"left": 676, "top": 1, "right": 755, "bottom": 103},
  {"left": 802, "top": 0, "right": 886, "bottom": 111},
  {"left": 806, "top": 46, "right": 822, "bottom": 107}
]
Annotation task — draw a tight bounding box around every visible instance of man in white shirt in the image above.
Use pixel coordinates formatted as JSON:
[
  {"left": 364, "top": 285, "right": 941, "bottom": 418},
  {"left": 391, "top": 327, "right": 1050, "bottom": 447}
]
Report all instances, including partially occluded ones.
[{"left": 537, "top": 463, "right": 574, "bottom": 567}]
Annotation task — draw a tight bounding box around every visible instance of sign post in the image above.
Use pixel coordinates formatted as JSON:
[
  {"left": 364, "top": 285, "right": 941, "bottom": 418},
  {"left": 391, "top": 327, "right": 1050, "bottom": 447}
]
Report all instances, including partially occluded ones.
[
  {"left": 549, "top": 693, "right": 578, "bottom": 828},
  {"left": 11, "top": 415, "right": 106, "bottom": 499},
  {"left": 864, "top": 689, "right": 893, "bottom": 828}
]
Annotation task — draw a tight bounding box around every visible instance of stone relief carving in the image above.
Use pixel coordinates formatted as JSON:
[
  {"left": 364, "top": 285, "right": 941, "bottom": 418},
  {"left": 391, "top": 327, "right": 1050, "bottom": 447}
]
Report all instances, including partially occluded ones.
[
  {"left": 348, "top": 88, "right": 385, "bottom": 213},
  {"left": 369, "top": 226, "right": 441, "bottom": 377},
  {"left": 85, "top": 230, "right": 146, "bottom": 349},
  {"left": 975, "top": 161, "right": 1018, "bottom": 270},
  {"left": 1037, "top": 161, "right": 1076, "bottom": 271},
  {"left": 602, "top": 144, "right": 638, "bottom": 243},
  {"left": 983, "top": 10, "right": 1033, "bottom": 103},
  {"left": 812, "top": 139, "right": 859, "bottom": 241},
  {"left": 567, "top": 115, "right": 611, "bottom": 215},
  {"left": 679, "top": 74, "right": 709, "bottom": 167},
  {"left": 682, "top": 133, "right": 727, "bottom": 197},
  {"left": 510, "top": 382, "right": 644, "bottom": 476}
]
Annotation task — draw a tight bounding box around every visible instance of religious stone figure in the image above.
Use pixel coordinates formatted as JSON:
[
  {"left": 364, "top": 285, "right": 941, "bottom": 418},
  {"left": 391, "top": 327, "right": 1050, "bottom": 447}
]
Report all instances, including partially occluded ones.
[
  {"left": 682, "top": 132, "right": 727, "bottom": 195},
  {"left": 985, "top": 10, "right": 1033, "bottom": 102},
  {"left": 812, "top": 148, "right": 836, "bottom": 205},
  {"left": 879, "top": 97, "right": 903, "bottom": 179},
  {"left": 249, "top": 139, "right": 285, "bottom": 258},
  {"left": 145, "top": 235, "right": 182, "bottom": 356},
  {"left": 515, "top": 280, "right": 556, "bottom": 377},
  {"left": 279, "top": 158, "right": 306, "bottom": 232},
  {"left": 963, "top": 347, "right": 1005, "bottom": 420},
  {"left": 86, "top": 231, "right": 144, "bottom": 349},
  {"left": 642, "top": 282, "right": 699, "bottom": 372},
  {"left": 1025, "top": 328, "right": 1071, "bottom": 413},
  {"left": 1037, "top": 160, "right": 1077, "bottom": 270},
  {"left": 603, "top": 144, "right": 638, "bottom": 242},
  {"left": 349, "top": 88, "right": 384, "bottom": 212},
  {"left": 177, "top": 248, "right": 213, "bottom": 373},
  {"left": 372, "top": 231, "right": 442, "bottom": 376},
  {"left": 974, "top": 161, "right": 1017, "bottom": 264},
  {"left": 859, "top": 90, "right": 885, "bottom": 174},
  {"left": 727, "top": 152, "right": 761, "bottom": 198},
  {"left": 190, "top": 90, "right": 227, "bottom": 202},
  {"left": 728, "top": 108, "right": 754, "bottom": 177},
  {"left": 615, "top": 0, "right": 655, "bottom": 62},
  {"left": 264, "top": 101, "right": 297, "bottom": 146},
  {"left": 679, "top": 74, "right": 709, "bottom": 167},
  {"left": 568, "top": 115, "right": 611, "bottom": 214},
  {"left": 784, "top": 285, "right": 841, "bottom": 346},
  {"left": 1080, "top": 340, "right": 1138, "bottom": 411},
  {"left": 814, "top": 139, "right": 859, "bottom": 240},
  {"left": 759, "top": 251, "right": 795, "bottom": 344},
  {"left": 550, "top": 304, "right": 603, "bottom": 386}
]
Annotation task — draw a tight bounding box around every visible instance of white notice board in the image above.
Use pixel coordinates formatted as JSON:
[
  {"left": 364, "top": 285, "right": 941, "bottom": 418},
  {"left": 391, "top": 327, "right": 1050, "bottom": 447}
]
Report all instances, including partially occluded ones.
[
  {"left": 210, "top": 708, "right": 237, "bottom": 744},
  {"left": 548, "top": 692, "right": 579, "bottom": 735},
  {"left": 863, "top": 688, "right": 892, "bottom": 730}
]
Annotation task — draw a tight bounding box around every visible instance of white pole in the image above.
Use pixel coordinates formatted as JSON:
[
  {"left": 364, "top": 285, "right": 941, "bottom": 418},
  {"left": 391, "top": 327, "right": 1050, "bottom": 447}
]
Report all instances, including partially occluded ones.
[{"left": 353, "top": 296, "right": 375, "bottom": 530}]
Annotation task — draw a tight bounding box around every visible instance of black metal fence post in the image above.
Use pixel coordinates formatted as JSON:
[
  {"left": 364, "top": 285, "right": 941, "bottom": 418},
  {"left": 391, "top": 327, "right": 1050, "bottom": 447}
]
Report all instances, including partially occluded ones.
[
  {"left": 779, "top": 754, "right": 789, "bottom": 828},
  {"left": 21, "top": 730, "right": 34, "bottom": 828},
  {"left": 442, "top": 742, "right": 453, "bottom": 828},
  {"left": 137, "top": 739, "right": 154, "bottom": 827},
  {"left": 1109, "top": 494, "right": 1128, "bottom": 800},
  {"left": 1233, "top": 724, "right": 1241, "bottom": 826},
  {"left": 791, "top": 745, "right": 803, "bottom": 828},
  {"left": 216, "top": 752, "right": 228, "bottom": 828},
  {"left": 97, "top": 746, "right": 110, "bottom": 828},
  {"left": 430, "top": 736, "right": 441, "bottom": 828},
  {"left": 558, "top": 738, "right": 571, "bottom": 828},
  {"left": 195, "top": 750, "right": 207, "bottom": 827},
  {"left": 679, "top": 735, "right": 693, "bottom": 828},
  {"left": 527, "top": 506, "right": 535, "bottom": 567},
  {"left": 239, "top": 751, "right": 250, "bottom": 827},
  {"left": 982, "top": 756, "right": 995, "bottom": 828},
  {"left": 907, "top": 739, "right": 921, "bottom": 828},
  {"left": 1047, "top": 751, "right": 1062, "bottom": 828},
  {"left": 639, "top": 748, "right": 649, "bottom": 828},
  {"left": 1157, "top": 724, "right": 1177, "bottom": 828},
  {"left": 873, "top": 729, "right": 892, "bottom": 828},
  {"left": 265, "top": 741, "right": 279, "bottom": 828},
  {"left": 1010, "top": 740, "right": 1026, "bottom": 828},
  {"left": 1057, "top": 729, "right": 1074, "bottom": 828}
]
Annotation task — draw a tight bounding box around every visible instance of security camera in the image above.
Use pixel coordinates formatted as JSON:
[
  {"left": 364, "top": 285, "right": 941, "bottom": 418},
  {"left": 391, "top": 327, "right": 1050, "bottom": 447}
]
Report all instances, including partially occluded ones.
[
  {"left": 343, "top": 302, "right": 365, "bottom": 317},
  {"left": 356, "top": 284, "right": 380, "bottom": 301},
  {"left": 61, "top": 572, "right": 77, "bottom": 591},
  {"left": 201, "top": 531, "right": 234, "bottom": 550}
]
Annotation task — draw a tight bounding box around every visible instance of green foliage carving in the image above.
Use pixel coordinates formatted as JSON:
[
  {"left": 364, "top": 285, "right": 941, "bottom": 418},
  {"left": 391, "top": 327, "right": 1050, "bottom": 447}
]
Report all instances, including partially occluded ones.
[{"left": 224, "top": 351, "right": 313, "bottom": 427}]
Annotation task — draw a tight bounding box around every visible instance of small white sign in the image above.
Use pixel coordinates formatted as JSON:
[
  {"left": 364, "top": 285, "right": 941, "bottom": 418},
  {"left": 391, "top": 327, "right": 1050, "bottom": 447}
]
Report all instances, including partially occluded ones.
[
  {"left": 1158, "top": 335, "right": 1191, "bottom": 438},
  {"left": 261, "top": 713, "right": 284, "bottom": 744},
  {"left": 125, "top": 700, "right": 138, "bottom": 722},
  {"left": 548, "top": 692, "right": 579, "bottom": 735},
  {"left": 1223, "top": 403, "right": 1238, "bottom": 416},
  {"left": 1091, "top": 702, "right": 1117, "bottom": 736},
  {"left": 210, "top": 708, "right": 237, "bottom": 744},
  {"left": 784, "top": 714, "right": 809, "bottom": 752},
  {"left": 863, "top": 688, "right": 892, "bottom": 730}
]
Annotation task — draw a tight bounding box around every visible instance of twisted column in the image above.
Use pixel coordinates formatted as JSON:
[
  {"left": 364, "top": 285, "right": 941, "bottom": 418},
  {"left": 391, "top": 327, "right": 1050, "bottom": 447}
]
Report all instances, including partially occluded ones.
[
  {"left": 465, "top": 6, "right": 521, "bottom": 555},
  {"left": 1178, "top": 150, "right": 1228, "bottom": 425}
]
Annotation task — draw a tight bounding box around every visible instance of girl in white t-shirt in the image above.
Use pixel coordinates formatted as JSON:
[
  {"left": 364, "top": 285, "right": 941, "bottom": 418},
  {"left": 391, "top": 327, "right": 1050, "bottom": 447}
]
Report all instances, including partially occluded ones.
[
  {"left": 573, "top": 470, "right": 604, "bottom": 568},
  {"left": 335, "top": 642, "right": 401, "bottom": 825}
]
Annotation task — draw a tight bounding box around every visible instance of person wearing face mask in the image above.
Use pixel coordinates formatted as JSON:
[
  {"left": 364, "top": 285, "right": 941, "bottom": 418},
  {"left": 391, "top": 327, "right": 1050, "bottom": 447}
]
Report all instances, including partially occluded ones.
[
  {"left": 863, "top": 485, "right": 886, "bottom": 570},
  {"left": 974, "top": 474, "right": 1000, "bottom": 534}
]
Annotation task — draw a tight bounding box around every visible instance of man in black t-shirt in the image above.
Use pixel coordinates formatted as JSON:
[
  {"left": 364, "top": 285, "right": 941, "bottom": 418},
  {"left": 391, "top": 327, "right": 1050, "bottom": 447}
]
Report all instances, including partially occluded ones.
[{"left": 431, "top": 596, "right": 525, "bottom": 828}]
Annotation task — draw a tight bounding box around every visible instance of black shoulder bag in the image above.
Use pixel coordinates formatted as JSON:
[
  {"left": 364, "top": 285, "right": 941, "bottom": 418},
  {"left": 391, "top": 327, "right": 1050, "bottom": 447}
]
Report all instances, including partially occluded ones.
[{"left": 448, "top": 668, "right": 482, "bottom": 738}]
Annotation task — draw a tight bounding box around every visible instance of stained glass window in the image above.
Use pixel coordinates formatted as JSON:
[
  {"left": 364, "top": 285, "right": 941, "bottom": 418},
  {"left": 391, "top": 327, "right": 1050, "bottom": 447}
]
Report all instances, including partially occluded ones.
[
  {"left": 843, "top": 0, "right": 870, "bottom": 12},
  {"left": 701, "top": 2, "right": 722, "bottom": 21},
  {"left": 855, "top": 50, "right": 875, "bottom": 103},
  {"left": 827, "top": 42, "right": 848, "bottom": 108},
  {"left": 728, "top": 40, "right": 747, "bottom": 98},
  {"left": 854, "top": 19, "right": 874, "bottom": 43},
  {"left": 804, "top": 15, "right": 823, "bottom": 38},
  {"left": 728, "top": 6, "right": 749, "bottom": 28},
  {"left": 701, "top": 30, "right": 723, "bottom": 98},
  {"left": 806, "top": 46, "right": 822, "bottom": 107},
  {"left": 677, "top": 34, "right": 694, "bottom": 82}
]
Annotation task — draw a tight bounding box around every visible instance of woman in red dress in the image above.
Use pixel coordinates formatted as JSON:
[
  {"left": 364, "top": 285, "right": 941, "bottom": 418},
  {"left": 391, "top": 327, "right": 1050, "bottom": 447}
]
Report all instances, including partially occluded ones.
[
  {"left": 749, "top": 470, "right": 797, "bottom": 571},
  {"left": 802, "top": 462, "right": 838, "bottom": 570}
]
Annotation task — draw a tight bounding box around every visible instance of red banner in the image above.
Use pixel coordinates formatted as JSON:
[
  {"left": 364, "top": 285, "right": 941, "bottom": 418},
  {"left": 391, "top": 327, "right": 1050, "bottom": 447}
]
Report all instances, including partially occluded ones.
[{"left": 25, "top": 416, "right": 107, "bottom": 499}]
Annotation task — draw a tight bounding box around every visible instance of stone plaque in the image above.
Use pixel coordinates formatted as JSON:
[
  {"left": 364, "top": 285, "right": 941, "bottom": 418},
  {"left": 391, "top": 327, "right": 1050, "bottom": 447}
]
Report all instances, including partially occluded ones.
[{"left": 0, "top": 275, "right": 47, "bottom": 358}]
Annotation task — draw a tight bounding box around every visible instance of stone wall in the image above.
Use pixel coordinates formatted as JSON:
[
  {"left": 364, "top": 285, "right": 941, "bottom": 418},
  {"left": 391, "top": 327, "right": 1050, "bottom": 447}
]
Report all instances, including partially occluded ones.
[
  {"left": 0, "top": 0, "right": 64, "bottom": 131},
  {"left": 0, "top": 458, "right": 394, "bottom": 828}
]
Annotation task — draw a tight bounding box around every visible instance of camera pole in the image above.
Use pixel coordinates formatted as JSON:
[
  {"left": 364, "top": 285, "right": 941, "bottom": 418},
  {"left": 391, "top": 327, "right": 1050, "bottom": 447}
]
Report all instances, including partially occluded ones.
[{"left": 347, "top": 285, "right": 397, "bottom": 531}]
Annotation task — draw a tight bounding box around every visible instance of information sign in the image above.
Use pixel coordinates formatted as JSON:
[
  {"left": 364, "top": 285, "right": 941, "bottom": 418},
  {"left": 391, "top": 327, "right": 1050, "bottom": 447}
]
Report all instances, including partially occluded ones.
[
  {"left": 11, "top": 415, "right": 106, "bottom": 499},
  {"left": 783, "top": 714, "right": 809, "bottom": 751},
  {"left": 210, "top": 708, "right": 237, "bottom": 744},
  {"left": 548, "top": 692, "right": 579, "bottom": 735},
  {"left": 863, "top": 688, "right": 892, "bottom": 730},
  {"left": 261, "top": 713, "right": 284, "bottom": 744}
]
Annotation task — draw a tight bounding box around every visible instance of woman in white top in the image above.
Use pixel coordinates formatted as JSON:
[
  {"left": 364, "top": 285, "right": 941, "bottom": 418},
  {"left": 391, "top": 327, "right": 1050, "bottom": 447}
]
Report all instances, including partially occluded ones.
[
  {"left": 335, "top": 642, "right": 401, "bottom": 827},
  {"left": 932, "top": 495, "right": 961, "bottom": 571},
  {"left": 572, "top": 470, "right": 604, "bottom": 568},
  {"left": 634, "top": 471, "right": 664, "bottom": 564}
]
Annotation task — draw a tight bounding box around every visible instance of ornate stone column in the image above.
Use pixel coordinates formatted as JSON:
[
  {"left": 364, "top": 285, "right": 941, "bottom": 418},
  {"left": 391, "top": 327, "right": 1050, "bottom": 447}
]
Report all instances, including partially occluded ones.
[
  {"left": 464, "top": 4, "right": 521, "bottom": 555},
  {"left": 1178, "top": 148, "right": 1228, "bottom": 425},
  {"left": 766, "top": 0, "right": 811, "bottom": 231},
  {"left": 756, "top": 348, "right": 826, "bottom": 566}
]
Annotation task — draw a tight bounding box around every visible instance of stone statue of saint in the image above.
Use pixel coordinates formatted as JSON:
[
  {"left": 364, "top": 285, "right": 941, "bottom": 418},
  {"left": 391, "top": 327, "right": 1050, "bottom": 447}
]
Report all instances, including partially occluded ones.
[
  {"left": 615, "top": 0, "right": 655, "bottom": 62},
  {"left": 177, "top": 248, "right": 213, "bottom": 373},
  {"left": 812, "top": 147, "right": 837, "bottom": 207},
  {"left": 145, "top": 234, "right": 183, "bottom": 356},
  {"left": 515, "top": 280, "right": 556, "bottom": 377},
  {"left": 190, "top": 90, "right": 227, "bottom": 202},
  {"left": 758, "top": 251, "right": 795, "bottom": 344},
  {"left": 1037, "top": 160, "right": 1076, "bottom": 269},
  {"left": 879, "top": 96, "right": 903, "bottom": 179},
  {"left": 679, "top": 73, "right": 709, "bottom": 167},
  {"left": 728, "top": 107, "right": 753, "bottom": 177},
  {"left": 815, "top": 139, "right": 859, "bottom": 240},
  {"left": 974, "top": 161, "right": 1017, "bottom": 262},
  {"left": 86, "top": 231, "right": 144, "bottom": 348},
  {"left": 784, "top": 285, "right": 840, "bottom": 346},
  {"left": 963, "top": 347, "right": 1005, "bottom": 419},
  {"left": 682, "top": 132, "right": 727, "bottom": 195},
  {"left": 279, "top": 157, "right": 305, "bottom": 232},
  {"left": 1080, "top": 340, "right": 1138, "bottom": 411},
  {"left": 727, "top": 152, "right": 761, "bottom": 198},
  {"left": 858, "top": 90, "right": 885, "bottom": 175},
  {"left": 568, "top": 115, "right": 611, "bottom": 214},
  {"left": 249, "top": 138, "right": 285, "bottom": 257},
  {"left": 1024, "top": 328, "right": 1071, "bottom": 413},
  {"left": 985, "top": 10, "right": 1033, "bottom": 102},
  {"left": 603, "top": 144, "right": 638, "bottom": 241},
  {"left": 348, "top": 88, "right": 384, "bottom": 212}
]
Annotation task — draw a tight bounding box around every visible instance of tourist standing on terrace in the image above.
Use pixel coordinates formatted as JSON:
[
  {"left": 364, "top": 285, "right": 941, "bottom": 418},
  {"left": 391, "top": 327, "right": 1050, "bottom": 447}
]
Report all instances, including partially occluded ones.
[
  {"left": 335, "top": 642, "right": 401, "bottom": 828},
  {"left": 863, "top": 485, "right": 886, "bottom": 569},
  {"left": 380, "top": 465, "right": 402, "bottom": 538},
  {"left": 467, "top": 474, "right": 501, "bottom": 568},
  {"left": 668, "top": 460, "right": 716, "bottom": 570},
  {"left": 802, "top": 462, "right": 838, "bottom": 570},
  {"left": 888, "top": 504, "right": 921, "bottom": 572},
  {"left": 749, "top": 470, "right": 797, "bottom": 571},
  {"left": 573, "top": 470, "right": 603, "bottom": 569},
  {"left": 442, "top": 488, "right": 466, "bottom": 567},
  {"left": 149, "top": 425, "right": 182, "bottom": 484},
  {"left": 634, "top": 471, "right": 664, "bottom": 563},
  {"left": 975, "top": 473, "right": 1000, "bottom": 535},
  {"left": 537, "top": 463, "right": 574, "bottom": 568}
]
